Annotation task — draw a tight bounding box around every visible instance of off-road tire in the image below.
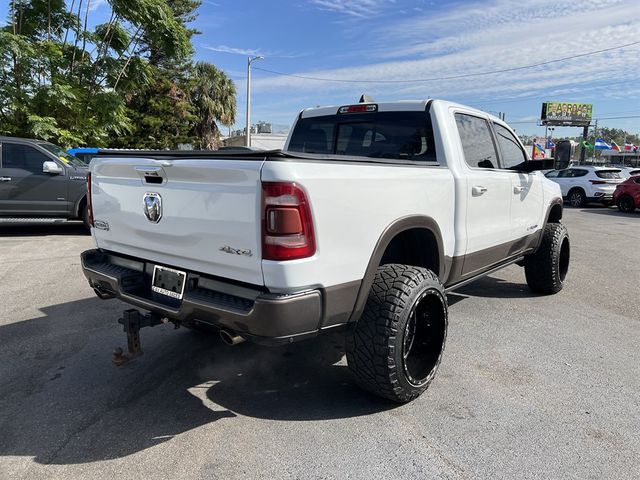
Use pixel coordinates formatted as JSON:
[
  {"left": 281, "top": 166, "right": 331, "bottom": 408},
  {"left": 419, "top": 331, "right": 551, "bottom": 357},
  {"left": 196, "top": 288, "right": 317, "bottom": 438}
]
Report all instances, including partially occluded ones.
[
  {"left": 346, "top": 264, "right": 448, "bottom": 403},
  {"left": 617, "top": 195, "right": 636, "bottom": 213},
  {"left": 568, "top": 189, "right": 585, "bottom": 208},
  {"left": 524, "top": 223, "right": 570, "bottom": 294}
]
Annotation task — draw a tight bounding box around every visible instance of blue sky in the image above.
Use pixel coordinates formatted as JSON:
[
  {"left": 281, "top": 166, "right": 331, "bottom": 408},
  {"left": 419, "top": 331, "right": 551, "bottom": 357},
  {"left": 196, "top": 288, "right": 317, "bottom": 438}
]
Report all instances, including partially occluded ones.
[
  {"left": 5, "top": 0, "right": 640, "bottom": 139},
  {"left": 189, "top": 0, "right": 640, "bottom": 139}
]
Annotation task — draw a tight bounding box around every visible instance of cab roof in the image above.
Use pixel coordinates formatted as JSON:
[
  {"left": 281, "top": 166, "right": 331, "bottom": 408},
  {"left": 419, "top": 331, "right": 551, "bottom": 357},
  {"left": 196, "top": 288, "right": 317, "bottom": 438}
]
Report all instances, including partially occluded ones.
[{"left": 298, "top": 99, "right": 502, "bottom": 124}]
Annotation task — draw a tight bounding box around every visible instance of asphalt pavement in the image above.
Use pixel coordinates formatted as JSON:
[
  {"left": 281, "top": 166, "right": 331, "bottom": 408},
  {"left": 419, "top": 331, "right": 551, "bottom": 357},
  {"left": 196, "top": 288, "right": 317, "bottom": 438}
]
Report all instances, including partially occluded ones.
[{"left": 0, "top": 207, "right": 638, "bottom": 479}]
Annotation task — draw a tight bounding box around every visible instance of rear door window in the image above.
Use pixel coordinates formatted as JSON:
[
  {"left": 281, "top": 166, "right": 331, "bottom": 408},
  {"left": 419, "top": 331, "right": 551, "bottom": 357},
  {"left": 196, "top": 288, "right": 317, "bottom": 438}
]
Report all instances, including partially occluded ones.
[{"left": 455, "top": 114, "right": 498, "bottom": 169}]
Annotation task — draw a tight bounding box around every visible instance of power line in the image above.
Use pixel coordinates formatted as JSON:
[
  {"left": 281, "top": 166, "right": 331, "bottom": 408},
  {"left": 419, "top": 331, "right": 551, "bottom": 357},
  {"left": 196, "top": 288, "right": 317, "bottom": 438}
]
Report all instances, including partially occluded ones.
[
  {"left": 252, "top": 41, "right": 640, "bottom": 84},
  {"left": 469, "top": 79, "right": 640, "bottom": 107}
]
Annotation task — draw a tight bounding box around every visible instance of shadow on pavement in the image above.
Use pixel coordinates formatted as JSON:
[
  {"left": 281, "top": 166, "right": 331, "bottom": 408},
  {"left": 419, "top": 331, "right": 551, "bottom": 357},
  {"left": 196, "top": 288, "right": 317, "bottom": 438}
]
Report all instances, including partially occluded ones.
[
  {"left": 449, "top": 274, "right": 537, "bottom": 302},
  {"left": 0, "top": 222, "right": 88, "bottom": 237},
  {"left": 0, "top": 297, "right": 393, "bottom": 465},
  {"left": 577, "top": 207, "right": 640, "bottom": 218}
]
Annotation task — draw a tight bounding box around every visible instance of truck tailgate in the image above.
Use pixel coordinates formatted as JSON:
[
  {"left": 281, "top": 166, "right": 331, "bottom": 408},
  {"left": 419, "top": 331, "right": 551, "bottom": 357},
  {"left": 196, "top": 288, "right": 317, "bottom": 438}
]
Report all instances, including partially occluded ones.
[{"left": 90, "top": 157, "right": 265, "bottom": 286}]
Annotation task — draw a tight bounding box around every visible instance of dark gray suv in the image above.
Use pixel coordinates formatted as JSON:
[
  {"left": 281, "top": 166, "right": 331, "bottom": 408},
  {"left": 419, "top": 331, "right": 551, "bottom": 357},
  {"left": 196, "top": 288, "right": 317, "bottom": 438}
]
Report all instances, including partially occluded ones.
[{"left": 0, "top": 136, "right": 89, "bottom": 227}]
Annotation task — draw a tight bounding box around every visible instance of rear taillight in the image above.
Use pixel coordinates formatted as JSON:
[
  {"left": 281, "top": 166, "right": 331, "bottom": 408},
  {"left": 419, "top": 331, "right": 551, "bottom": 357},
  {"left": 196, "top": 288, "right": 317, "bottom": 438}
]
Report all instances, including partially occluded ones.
[
  {"left": 87, "top": 172, "right": 94, "bottom": 227},
  {"left": 262, "top": 182, "right": 315, "bottom": 260}
]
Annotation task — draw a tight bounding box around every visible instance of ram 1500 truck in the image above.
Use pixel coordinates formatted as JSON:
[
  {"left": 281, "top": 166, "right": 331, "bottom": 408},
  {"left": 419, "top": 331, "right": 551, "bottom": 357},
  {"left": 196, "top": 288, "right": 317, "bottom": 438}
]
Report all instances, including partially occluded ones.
[{"left": 81, "top": 99, "right": 569, "bottom": 403}]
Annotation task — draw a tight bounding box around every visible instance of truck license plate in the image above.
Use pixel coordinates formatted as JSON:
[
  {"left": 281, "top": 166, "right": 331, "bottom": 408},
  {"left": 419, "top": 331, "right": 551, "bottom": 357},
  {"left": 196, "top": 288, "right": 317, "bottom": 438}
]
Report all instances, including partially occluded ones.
[{"left": 151, "top": 265, "right": 186, "bottom": 299}]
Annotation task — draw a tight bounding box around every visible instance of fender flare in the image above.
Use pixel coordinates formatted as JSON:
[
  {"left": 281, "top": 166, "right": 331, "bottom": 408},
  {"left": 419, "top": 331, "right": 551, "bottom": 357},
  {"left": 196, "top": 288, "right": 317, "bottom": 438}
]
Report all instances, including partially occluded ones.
[
  {"left": 348, "top": 215, "right": 446, "bottom": 323},
  {"left": 531, "top": 198, "right": 563, "bottom": 253},
  {"left": 74, "top": 194, "right": 87, "bottom": 218}
]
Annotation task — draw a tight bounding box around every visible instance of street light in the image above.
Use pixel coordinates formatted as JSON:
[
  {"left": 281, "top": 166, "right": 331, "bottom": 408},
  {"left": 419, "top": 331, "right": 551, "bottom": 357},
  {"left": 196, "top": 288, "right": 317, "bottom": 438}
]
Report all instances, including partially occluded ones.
[{"left": 245, "top": 55, "right": 263, "bottom": 147}]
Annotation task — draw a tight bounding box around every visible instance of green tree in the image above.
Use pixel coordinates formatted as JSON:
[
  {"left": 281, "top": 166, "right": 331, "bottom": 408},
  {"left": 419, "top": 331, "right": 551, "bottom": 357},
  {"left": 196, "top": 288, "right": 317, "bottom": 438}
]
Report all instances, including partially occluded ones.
[
  {"left": 189, "top": 61, "right": 237, "bottom": 150},
  {"left": 0, "top": 0, "right": 195, "bottom": 147}
]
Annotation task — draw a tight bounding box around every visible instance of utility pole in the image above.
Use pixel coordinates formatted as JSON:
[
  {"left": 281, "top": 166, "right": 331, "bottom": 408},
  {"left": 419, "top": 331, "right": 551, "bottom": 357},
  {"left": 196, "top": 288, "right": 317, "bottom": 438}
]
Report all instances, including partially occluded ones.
[{"left": 245, "top": 55, "right": 263, "bottom": 147}]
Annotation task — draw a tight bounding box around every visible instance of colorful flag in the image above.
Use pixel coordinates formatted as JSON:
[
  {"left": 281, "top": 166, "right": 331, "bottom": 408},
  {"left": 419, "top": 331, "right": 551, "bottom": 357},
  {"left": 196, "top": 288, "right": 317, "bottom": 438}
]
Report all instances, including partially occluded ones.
[
  {"left": 533, "top": 143, "right": 545, "bottom": 158},
  {"left": 624, "top": 143, "right": 634, "bottom": 151},
  {"left": 581, "top": 140, "right": 594, "bottom": 150},
  {"left": 546, "top": 139, "right": 555, "bottom": 149},
  {"left": 611, "top": 141, "right": 621, "bottom": 152},
  {"left": 594, "top": 138, "right": 612, "bottom": 150}
]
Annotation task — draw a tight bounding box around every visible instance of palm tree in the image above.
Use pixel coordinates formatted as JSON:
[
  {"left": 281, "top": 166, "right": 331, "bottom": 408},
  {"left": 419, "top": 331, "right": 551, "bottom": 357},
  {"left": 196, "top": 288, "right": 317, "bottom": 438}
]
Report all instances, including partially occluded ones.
[{"left": 189, "top": 61, "right": 236, "bottom": 149}]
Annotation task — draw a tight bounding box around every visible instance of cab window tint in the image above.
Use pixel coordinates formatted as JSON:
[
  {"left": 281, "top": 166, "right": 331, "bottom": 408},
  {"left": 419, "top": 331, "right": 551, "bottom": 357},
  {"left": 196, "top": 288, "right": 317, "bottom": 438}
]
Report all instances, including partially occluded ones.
[
  {"left": 455, "top": 114, "right": 498, "bottom": 169},
  {"left": 493, "top": 124, "right": 527, "bottom": 170},
  {"left": 288, "top": 111, "right": 437, "bottom": 163},
  {"left": 1, "top": 143, "right": 51, "bottom": 173}
]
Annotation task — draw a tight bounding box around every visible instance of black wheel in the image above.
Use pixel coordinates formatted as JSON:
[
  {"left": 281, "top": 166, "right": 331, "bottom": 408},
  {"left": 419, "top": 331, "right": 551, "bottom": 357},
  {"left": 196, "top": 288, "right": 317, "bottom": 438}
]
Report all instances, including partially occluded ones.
[
  {"left": 81, "top": 202, "right": 91, "bottom": 231},
  {"left": 568, "top": 189, "right": 585, "bottom": 208},
  {"left": 524, "top": 223, "right": 570, "bottom": 294},
  {"left": 617, "top": 195, "right": 636, "bottom": 213},
  {"left": 346, "top": 264, "right": 447, "bottom": 403}
]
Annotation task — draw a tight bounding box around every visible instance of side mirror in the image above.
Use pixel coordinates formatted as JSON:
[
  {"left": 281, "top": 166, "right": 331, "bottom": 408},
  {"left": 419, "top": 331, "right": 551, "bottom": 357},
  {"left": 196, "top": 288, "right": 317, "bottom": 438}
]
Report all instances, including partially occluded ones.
[{"left": 43, "top": 161, "right": 63, "bottom": 175}]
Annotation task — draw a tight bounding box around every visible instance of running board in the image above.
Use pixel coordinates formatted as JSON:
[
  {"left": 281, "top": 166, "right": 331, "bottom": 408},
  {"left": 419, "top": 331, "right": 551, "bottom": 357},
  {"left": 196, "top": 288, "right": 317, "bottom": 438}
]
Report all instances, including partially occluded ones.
[
  {"left": 0, "top": 218, "right": 69, "bottom": 223},
  {"left": 444, "top": 255, "right": 525, "bottom": 293}
]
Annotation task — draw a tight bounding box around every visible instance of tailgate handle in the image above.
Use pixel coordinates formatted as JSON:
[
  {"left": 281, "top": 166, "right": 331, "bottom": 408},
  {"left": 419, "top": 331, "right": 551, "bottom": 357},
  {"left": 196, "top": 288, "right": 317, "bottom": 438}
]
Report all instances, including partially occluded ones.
[{"left": 134, "top": 166, "right": 165, "bottom": 184}]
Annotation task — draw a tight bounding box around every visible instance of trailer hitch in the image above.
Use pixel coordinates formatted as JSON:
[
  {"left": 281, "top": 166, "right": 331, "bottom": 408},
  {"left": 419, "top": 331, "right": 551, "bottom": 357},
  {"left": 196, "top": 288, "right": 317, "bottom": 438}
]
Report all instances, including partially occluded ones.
[{"left": 112, "top": 309, "right": 167, "bottom": 366}]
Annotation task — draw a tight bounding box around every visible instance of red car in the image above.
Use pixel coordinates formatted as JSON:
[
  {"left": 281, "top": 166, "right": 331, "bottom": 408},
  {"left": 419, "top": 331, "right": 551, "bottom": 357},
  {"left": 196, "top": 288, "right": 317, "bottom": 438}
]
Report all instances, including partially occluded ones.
[{"left": 613, "top": 176, "right": 640, "bottom": 212}]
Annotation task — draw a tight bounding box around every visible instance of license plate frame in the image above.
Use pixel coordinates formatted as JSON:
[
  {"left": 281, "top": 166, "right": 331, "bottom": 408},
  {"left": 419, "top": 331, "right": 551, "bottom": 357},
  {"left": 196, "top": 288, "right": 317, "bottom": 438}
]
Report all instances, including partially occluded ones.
[{"left": 151, "top": 264, "right": 187, "bottom": 300}]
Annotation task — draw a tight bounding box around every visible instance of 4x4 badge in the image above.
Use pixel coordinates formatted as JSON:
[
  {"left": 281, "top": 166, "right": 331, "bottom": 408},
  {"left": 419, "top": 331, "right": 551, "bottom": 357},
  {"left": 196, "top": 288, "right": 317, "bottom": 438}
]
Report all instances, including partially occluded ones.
[{"left": 143, "top": 192, "right": 162, "bottom": 223}]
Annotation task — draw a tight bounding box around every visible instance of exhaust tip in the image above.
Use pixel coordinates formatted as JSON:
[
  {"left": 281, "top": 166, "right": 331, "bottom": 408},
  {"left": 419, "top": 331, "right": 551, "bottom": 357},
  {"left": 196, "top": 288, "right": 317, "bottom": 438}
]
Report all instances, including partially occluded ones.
[{"left": 219, "top": 329, "right": 246, "bottom": 346}]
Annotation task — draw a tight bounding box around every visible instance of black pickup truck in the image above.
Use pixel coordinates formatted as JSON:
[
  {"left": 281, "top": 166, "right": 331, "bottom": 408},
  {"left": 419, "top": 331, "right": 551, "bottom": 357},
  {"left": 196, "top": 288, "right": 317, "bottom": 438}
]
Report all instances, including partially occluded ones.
[{"left": 0, "top": 136, "right": 89, "bottom": 227}]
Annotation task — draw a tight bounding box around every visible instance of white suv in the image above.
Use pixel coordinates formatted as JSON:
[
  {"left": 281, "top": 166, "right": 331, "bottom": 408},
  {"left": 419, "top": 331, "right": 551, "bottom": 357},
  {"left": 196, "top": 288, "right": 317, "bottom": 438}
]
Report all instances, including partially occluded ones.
[{"left": 545, "top": 166, "right": 624, "bottom": 207}]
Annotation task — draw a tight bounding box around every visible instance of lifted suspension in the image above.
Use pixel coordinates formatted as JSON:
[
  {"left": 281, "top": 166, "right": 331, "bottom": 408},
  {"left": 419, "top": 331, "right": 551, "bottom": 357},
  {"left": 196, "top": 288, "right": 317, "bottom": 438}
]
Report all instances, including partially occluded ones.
[{"left": 112, "top": 309, "right": 169, "bottom": 366}]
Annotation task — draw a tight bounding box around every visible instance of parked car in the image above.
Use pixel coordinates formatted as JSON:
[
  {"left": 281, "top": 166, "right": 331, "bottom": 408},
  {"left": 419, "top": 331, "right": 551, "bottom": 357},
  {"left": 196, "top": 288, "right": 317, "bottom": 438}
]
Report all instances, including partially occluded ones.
[
  {"left": 613, "top": 166, "right": 640, "bottom": 178},
  {"left": 0, "top": 136, "right": 90, "bottom": 227},
  {"left": 544, "top": 166, "right": 624, "bottom": 207},
  {"left": 81, "top": 98, "right": 568, "bottom": 403},
  {"left": 67, "top": 147, "right": 99, "bottom": 164},
  {"left": 613, "top": 176, "right": 640, "bottom": 212}
]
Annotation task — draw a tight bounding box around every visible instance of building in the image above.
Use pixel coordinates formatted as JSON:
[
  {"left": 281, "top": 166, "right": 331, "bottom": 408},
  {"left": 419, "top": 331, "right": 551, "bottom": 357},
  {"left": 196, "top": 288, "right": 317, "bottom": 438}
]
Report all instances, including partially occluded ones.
[
  {"left": 223, "top": 121, "right": 289, "bottom": 150},
  {"left": 598, "top": 149, "right": 640, "bottom": 166}
]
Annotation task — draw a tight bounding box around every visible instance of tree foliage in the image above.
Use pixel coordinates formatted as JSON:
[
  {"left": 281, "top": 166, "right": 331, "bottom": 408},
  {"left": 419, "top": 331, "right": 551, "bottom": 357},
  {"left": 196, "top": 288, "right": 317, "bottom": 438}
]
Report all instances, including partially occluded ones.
[{"left": 0, "top": 0, "right": 236, "bottom": 149}]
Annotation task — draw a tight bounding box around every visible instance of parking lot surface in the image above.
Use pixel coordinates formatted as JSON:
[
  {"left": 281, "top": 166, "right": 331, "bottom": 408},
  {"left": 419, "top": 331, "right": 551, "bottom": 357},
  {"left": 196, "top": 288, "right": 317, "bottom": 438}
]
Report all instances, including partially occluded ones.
[{"left": 0, "top": 208, "right": 638, "bottom": 480}]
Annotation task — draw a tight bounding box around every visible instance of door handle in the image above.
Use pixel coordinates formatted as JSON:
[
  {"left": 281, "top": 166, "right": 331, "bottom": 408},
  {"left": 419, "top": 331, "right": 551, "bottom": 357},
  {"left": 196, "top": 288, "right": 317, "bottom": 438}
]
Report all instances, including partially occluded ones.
[
  {"left": 513, "top": 185, "right": 525, "bottom": 194},
  {"left": 472, "top": 186, "right": 488, "bottom": 196},
  {"left": 0, "top": 177, "right": 11, "bottom": 182}
]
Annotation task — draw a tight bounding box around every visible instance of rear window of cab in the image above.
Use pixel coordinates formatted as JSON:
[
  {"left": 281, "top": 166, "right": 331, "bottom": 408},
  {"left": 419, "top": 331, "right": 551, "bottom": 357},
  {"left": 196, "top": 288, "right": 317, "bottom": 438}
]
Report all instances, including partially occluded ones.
[{"left": 287, "top": 110, "right": 438, "bottom": 163}]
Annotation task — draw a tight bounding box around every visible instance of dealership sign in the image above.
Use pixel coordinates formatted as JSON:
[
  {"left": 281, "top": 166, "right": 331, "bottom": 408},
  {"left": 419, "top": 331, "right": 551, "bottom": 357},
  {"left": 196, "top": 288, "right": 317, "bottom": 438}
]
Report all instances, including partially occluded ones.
[{"left": 541, "top": 102, "right": 592, "bottom": 126}]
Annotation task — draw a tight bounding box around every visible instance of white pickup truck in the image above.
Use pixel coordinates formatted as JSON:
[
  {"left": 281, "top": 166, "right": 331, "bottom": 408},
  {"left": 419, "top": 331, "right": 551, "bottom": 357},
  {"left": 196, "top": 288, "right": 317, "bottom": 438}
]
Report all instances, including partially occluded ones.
[{"left": 81, "top": 99, "right": 569, "bottom": 403}]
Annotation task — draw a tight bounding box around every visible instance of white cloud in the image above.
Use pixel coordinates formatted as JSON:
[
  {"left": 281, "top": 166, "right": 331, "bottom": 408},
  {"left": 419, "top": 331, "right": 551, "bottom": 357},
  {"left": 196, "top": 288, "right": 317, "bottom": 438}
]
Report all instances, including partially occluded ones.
[
  {"left": 202, "top": 45, "right": 263, "bottom": 56},
  {"left": 88, "top": 0, "right": 108, "bottom": 12},
  {"left": 309, "top": 0, "right": 387, "bottom": 17},
  {"left": 251, "top": 0, "right": 640, "bottom": 106}
]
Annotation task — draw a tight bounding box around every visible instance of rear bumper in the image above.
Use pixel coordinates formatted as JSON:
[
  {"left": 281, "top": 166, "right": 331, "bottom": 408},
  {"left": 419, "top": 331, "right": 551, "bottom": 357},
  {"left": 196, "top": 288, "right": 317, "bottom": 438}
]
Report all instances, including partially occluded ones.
[
  {"left": 589, "top": 193, "right": 613, "bottom": 203},
  {"left": 81, "top": 249, "right": 323, "bottom": 345}
]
